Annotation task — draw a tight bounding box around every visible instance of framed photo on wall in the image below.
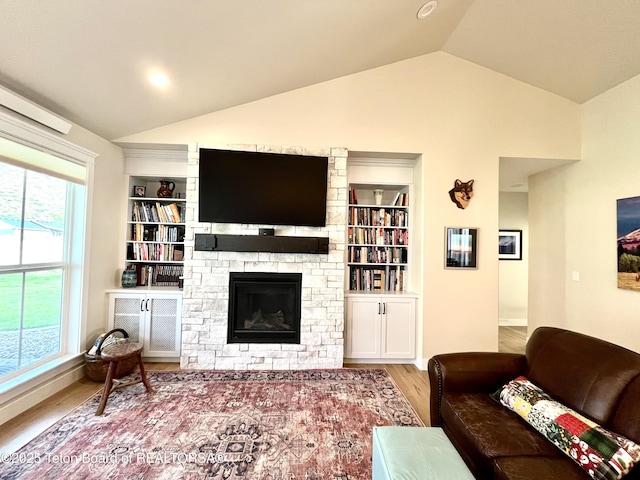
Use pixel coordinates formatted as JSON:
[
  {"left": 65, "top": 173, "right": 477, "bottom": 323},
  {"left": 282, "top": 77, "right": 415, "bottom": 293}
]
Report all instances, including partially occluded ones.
[
  {"left": 445, "top": 227, "right": 478, "bottom": 269},
  {"left": 617, "top": 195, "right": 640, "bottom": 291},
  {"left": 499, "top": 229, "right": 522, "bottom": 260}
]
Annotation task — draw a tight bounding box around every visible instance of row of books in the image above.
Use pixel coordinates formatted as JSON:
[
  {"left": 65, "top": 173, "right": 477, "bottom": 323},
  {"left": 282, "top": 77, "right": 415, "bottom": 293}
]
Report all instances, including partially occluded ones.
[
  {"left": 132, "top": 263, "right": 184, "bottom": 287},
  {"left": 393, "top": 192, "right": 409, "bottom": 207},
  {"left": 349, "top": 266, "right": 406, "bottom": 292},
  {"left": 128, "top": 243, "right": 184, "bottom": 262},
  {"left": 349, "top": 207, "right": 408, "bottom": 227},
  {"left": 348, "top": 246, "right": 407, "bottom": 264},
  {"left": 348, "top": 227, "right": 409, "bottom": 246},
  {"left": 348, "top": 188, "right": 409, "bottom": 207},
  {"left": 132, "top": 201, "right": 185, "bottom": 224},
  {"left": 349, "top": 187, "right": 360, "bottom": 205},
  {"left": 131, "top": 223, "right": 184, "bottom": 243}
]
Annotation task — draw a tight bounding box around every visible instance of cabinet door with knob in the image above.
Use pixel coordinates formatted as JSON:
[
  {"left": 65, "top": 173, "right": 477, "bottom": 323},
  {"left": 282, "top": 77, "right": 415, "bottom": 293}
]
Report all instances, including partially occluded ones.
[
  {"left": 345, "top": 296, "right": 382, "bottom": 358},
  {"left": 107, "top": 290, "right": 182, "bottom": 359},
  {"left": 345, "top": 294, "right": 415, "bottom": 359}
]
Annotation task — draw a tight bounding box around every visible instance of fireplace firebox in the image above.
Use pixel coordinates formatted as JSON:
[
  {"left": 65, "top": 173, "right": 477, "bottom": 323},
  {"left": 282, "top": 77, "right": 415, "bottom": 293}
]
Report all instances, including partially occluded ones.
[{"left": 228, "top": 272, "right": 302, "bottom": 344}]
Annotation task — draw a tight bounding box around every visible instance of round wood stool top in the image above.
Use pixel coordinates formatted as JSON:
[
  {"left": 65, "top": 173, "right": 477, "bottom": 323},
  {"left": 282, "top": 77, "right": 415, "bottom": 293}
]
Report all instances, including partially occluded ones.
[{"left": 101, "top": 342, "right": 144, "bottom": 361}]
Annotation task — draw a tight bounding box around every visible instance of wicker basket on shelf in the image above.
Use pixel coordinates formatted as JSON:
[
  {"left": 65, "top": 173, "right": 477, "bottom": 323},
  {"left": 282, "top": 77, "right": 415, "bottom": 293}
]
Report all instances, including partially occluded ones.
[{"left": 84, "top": 328, "right": 138, "bottom": 382}]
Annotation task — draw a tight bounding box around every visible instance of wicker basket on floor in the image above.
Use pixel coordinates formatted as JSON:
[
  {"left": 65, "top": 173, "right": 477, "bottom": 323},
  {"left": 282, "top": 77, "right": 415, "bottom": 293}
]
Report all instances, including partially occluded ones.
[{"left": 84, "top": 328, "right": 138, "bottom": 382}]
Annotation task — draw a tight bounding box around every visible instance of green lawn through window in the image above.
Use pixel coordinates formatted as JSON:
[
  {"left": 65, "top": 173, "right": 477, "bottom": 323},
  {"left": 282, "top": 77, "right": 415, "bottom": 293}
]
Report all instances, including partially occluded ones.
[{"left": 0, "top": 271, "right": 62, "bottom": 331}]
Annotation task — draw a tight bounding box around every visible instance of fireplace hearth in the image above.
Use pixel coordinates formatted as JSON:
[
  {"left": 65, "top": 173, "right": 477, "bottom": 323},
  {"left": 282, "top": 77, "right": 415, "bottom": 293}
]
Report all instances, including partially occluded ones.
[{"left": 228, "top": 272, "right": 302, "bottom": 344}]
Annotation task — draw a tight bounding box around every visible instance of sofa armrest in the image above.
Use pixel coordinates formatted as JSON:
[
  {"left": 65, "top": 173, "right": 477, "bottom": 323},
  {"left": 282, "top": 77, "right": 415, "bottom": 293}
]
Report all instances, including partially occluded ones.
[{"left": 428, "top": 352, "right": 526, "bottom": 426}]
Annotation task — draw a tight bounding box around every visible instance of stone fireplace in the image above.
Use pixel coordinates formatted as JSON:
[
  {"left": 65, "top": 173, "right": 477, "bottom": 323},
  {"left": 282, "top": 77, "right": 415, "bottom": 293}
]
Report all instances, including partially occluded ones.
[{"left": 180, "top": 144, "right": 347, "bottom": 370}]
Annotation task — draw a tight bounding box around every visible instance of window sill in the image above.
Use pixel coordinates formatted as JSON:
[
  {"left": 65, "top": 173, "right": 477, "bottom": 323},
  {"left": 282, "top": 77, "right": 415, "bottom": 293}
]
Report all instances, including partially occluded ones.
[{"left": 0, "top": 353, "right": 85, "bottom": 406}]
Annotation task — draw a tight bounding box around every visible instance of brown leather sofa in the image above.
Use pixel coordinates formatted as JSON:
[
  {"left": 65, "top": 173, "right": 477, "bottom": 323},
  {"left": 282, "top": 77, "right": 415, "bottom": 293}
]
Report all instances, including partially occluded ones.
[{"left": 428, "top": 326, "right": 640, "bottom": 480}]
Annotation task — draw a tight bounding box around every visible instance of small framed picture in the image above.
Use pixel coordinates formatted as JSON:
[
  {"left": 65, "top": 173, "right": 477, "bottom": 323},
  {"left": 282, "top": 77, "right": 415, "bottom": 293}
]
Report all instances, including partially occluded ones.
[
  {"left": 499, "top": 229, "right": 522, "bottom": 260},
  {"left": 445, "top": 227, "right": 478, "bottom": 269},
  {"left": 133, "top": 185, "right": 146, "bottom": 197}
]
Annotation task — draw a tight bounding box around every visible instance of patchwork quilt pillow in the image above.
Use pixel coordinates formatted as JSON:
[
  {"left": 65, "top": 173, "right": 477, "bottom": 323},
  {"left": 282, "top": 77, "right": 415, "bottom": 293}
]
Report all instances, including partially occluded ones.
[{"left": 493, "top": 376, "right": 640, "bottom": 480}]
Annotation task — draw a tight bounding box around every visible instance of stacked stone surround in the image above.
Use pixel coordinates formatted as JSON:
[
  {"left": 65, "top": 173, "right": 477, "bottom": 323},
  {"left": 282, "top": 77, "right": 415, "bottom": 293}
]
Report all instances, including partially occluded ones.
[{"left": 180, "top": 144, "right": 347, "bottom": 370}]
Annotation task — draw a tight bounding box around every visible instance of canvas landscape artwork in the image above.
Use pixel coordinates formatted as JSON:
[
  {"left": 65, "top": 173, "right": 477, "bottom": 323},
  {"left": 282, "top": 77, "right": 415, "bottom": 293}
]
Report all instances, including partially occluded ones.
[{"left": 616, "top": 195, "right": 640, "bottom": 291}]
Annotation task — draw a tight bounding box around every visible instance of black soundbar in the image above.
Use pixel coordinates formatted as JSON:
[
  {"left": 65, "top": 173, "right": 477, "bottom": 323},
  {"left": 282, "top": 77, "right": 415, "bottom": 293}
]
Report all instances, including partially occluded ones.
[{"left": 194, "top": 234, "right": 329, "bottom": 254}]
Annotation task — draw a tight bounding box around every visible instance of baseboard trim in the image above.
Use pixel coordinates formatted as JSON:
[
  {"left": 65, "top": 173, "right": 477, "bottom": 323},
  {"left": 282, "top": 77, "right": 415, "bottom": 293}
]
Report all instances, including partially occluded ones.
[
  {"left": 344, "top": 358, "right": 422, "bottom": 369},
  {"left": 499, "top": 318, "right": 528, "bottom": 327},
  {"left": 0, "top": 362, "right": 85, "bottom": 426}
]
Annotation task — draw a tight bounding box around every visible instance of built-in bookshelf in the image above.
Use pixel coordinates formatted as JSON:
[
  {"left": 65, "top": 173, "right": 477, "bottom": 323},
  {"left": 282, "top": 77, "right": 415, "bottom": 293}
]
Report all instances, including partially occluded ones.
[
  {"left": 347, "top": 184, "right": 410, "bottom": 292},
  {"left": 126, "top": 176, "right": 186, "bottom": 287}
]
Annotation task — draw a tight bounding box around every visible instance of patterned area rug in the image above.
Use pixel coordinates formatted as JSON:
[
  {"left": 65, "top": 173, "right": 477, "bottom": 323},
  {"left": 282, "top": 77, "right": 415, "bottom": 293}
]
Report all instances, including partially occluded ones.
[{"left": 0, "top": 369, "right": 423, "bottom": 479}]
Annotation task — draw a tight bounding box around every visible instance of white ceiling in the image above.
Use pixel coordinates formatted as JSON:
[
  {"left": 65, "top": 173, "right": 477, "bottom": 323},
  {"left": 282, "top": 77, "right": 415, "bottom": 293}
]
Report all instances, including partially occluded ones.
[
  {"left": 0, "top": 1, "right": 638, "bottom": 188},
  {"left": 499, "top": 157, "right": 579, "bottom": 193}
]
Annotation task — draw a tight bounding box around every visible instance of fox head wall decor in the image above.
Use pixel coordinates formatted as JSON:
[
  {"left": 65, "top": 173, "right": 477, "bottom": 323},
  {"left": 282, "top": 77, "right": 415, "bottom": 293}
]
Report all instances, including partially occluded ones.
[{"left": 448, "top": 179, "right": 474, "bottom": 209}]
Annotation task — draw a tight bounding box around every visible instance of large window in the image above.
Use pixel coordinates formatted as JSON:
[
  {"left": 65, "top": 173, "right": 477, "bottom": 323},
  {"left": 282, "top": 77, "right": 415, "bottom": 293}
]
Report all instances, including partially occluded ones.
[
  {"left": 0, "top": 124, "right": 92, "bottom": 386},
  {"left": 0, "top": 162, "right": 73, "bottom": 378}
]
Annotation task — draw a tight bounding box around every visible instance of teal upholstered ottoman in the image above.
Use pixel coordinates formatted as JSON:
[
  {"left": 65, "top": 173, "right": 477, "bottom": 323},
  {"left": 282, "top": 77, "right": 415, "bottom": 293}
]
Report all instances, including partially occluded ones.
[{"left": 372, "top": 426, "right": 474, "bottom": 479}]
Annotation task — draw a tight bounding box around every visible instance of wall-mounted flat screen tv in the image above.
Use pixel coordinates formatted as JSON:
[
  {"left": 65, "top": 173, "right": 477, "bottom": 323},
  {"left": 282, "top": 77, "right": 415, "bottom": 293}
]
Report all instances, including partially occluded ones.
[{"left": 198, "top": 148, "right": 329, "bottom": 227}]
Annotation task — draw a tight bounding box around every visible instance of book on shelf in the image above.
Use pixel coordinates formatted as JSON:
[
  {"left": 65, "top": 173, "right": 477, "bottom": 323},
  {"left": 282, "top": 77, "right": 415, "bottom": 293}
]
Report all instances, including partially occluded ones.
[
  {"left": 131, "top": 201, "right": 183, "bottom": 224},
  {"left": 349, "top": 206, "right": 408, "bottom": 227},
  {"left": 349, "top": 187, "right": 359, "bottom": 205},
  {"left": 349, "top": 227, "right": 408, "bottom": 246},
  {"left": 394, "top": 192, "right": 409, "bottom": 206},
  {"left": 373, "top": 269, "right": 385, "bottom": 290},
  {"left": 132, "top": 224, "right": 183, "bottom": 243},
  {"left": 349, "top": 246, "right": 391, "bottom": 264},
  {"left": 348, "top": 265, "right": 405, "bottom": 292},
  {"left": 387, "top": 266, "right": 405, "bottom": 292},
  {"left": 133, "top": 263, "right": 184, "bottom": 287},
  {"left": 168, "top": 203, "right": 181, "bottom": 223},
  {"left": 153, "top": 203, "right": 164, "bottom": 222},
  {"left": 348, "top": 245, "right": 408, "bottom": 265}
]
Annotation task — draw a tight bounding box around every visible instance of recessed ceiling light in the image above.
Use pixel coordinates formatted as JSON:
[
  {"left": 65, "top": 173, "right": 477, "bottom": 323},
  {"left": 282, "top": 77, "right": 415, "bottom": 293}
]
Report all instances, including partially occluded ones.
[
  {"left": 417, "top": 0, "right": 438, "bottom": 19},
  {"left": 148, "top": 71, "right": 170, "bottom": 89}
]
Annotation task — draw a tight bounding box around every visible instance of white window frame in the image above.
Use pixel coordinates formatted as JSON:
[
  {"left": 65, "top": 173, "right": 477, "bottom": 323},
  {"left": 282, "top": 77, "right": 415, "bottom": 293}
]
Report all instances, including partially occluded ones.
[{"left": 0, "top": 108, "right": 96, "bottom": 403}]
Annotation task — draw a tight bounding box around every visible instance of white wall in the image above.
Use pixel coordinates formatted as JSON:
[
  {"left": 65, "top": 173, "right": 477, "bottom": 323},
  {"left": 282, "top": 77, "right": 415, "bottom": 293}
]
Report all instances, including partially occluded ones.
[
  {"left": 64, "top": 125, "right": 126, "bottom": 345},
  {"left": 529, "top": 73, "right": 640, "bottom": 353},
  {"left": 119, "top": 51, "right": 581, "bottom": 363},
  {"left": 499, "top": 192, "right": 528, "bottom": 325}
]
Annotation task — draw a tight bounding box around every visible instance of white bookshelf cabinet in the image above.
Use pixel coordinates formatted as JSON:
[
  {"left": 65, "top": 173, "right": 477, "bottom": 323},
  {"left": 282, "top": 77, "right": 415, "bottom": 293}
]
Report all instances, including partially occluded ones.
[
  {"left": 345, "top": 294, "right": 416, "bottom": 359},
  {"left": 347, "top": 184, "right": 410, "bottom": 292},
  {"left": 107, "top": 290, "right": 182, "bottom": 359},
  {"left": 125, "top": 175, "right": 186, "bottom": 287},
  {"left": 344, "top": 155, "right": 420, "bottom": 362}
]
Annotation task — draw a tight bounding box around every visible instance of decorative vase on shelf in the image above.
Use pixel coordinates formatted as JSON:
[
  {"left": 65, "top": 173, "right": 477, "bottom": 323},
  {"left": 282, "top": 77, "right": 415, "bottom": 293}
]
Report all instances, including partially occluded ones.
[
  {"left": 121, "top": 269, "right": 137, "bottom": 288},
  {"left": 373, "top": 189, "right": 384, "bottom": 206},
  {"left": 157, "top": 180, "right": 175, "bottom": 198}
]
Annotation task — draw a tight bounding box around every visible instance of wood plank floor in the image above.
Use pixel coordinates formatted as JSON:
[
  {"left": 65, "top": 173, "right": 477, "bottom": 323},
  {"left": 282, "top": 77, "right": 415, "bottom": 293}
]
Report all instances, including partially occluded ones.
[
  {"left": 0, "top": 328, "right": 526, "bottom": 455},
  {"left": 499, "top": 325, "right": 527, "bottom": 354}
]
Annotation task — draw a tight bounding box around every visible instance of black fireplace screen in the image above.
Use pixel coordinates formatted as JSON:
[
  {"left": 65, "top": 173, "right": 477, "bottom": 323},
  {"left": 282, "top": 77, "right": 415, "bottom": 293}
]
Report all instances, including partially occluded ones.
[{"left": 228, "top": 272, "right": 302, "bottom": 344}]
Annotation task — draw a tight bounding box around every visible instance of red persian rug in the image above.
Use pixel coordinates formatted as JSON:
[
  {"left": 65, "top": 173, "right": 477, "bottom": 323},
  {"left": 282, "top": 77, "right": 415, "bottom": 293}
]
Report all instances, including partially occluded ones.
[{"left": 0, "top": 369, "right": 423, "bottom": 479}]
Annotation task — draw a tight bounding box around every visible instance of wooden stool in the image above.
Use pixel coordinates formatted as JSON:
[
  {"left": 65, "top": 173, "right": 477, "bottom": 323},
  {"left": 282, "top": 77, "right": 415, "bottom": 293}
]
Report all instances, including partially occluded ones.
[{"left": 95, "top": 342, "right": 153, "bottom": 416}]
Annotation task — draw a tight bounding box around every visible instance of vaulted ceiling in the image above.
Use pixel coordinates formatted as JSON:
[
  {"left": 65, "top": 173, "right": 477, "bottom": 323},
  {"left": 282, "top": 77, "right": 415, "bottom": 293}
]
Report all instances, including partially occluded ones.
[{"left": 1, "top": 0, "right": 639, "bottom": 142}]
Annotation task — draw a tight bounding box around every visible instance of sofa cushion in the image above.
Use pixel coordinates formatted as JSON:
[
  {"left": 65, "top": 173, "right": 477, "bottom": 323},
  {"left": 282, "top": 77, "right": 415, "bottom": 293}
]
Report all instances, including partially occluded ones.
[
  {"left": 441, "top": 392, "right": 561, "bottom": 478},
  {"left": 525, "top": 327, "right": 640, "bottom": 426},
  {"left": 495, "top": 376, "right": 640, "bottom": 480},
  {"left": 493, "top": 456, "right": 593, "bottom": 480}
]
